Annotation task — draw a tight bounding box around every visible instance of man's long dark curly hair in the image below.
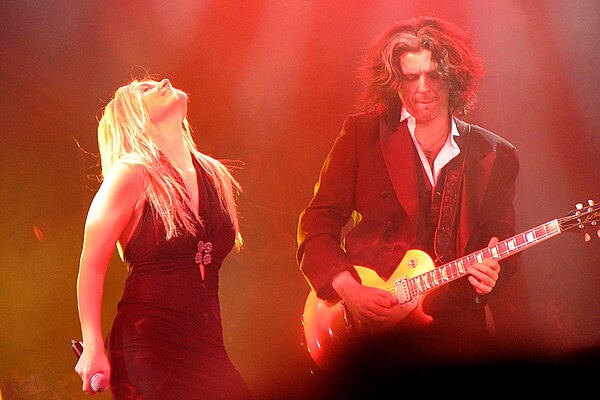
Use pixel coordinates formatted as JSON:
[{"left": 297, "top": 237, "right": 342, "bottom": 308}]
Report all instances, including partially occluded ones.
[{"left": 357, "top": 16, "right": 484, "bottom": 116}]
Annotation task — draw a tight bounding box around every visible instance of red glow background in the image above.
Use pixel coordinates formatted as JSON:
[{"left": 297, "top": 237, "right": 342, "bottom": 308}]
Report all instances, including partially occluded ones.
[{"left": 1, "top": 1, "right": 599, "bottom": 398}]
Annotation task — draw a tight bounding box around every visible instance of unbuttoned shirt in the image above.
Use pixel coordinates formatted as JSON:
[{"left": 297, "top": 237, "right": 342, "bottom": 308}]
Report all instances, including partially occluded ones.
[{"left": 401, "top": 107, "right": 460, "bottom": 187}]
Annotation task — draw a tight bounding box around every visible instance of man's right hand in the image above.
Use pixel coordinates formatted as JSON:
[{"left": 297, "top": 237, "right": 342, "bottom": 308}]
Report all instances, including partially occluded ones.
[{"left": 332, "top": 271, "right": 398, "bottom": 327}]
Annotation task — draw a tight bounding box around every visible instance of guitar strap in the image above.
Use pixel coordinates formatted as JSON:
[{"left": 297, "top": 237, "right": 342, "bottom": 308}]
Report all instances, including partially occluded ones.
[
  {"left": 433, "top": 122, "right": 470, "bottom": 264},
  {"left": 434, "top": 123, "right": 497, "bottom": 336}
]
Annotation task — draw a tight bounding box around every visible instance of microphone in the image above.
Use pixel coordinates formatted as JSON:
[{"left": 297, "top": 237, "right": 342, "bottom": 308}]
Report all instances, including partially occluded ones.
[
  {"left": 70, "top": 340, "right": 109, "bottom": 392},
  {"left": 89, "top": 372, "right": 109, "bottom": 393}
]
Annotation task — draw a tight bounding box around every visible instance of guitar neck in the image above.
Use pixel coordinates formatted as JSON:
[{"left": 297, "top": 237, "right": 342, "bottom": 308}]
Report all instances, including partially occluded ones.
[{"left": 409, "top": 219, "right": 562, "bottom": 297}]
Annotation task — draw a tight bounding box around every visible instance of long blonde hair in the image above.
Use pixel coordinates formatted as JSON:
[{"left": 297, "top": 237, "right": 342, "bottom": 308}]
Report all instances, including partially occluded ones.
[{"left": 97, "top": 78, "right": 242, "bottom": 247}]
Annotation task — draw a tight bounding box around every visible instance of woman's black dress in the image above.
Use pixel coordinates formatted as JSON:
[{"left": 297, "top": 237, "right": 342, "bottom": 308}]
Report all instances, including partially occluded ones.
[{"left": 107, "top": 162, "right": 252, "bottom": 399}]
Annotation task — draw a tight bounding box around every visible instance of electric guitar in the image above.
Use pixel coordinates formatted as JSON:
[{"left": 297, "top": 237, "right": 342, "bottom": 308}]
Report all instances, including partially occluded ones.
[{"left": 302, "top": 200, "right": 600, "bottom": 372}]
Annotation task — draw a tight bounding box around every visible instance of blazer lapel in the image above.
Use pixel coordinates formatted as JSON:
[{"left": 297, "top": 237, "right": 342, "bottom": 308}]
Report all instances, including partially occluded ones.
[
  {"left": 380, "top": 114, "right": 418, "bottom": 230},
  {"left": 456, "top": 120, "right": 494, "bottom": 255}
]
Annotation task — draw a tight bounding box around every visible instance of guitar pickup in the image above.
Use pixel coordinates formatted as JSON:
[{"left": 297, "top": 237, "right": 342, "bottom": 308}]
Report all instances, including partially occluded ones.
[{"left": 394, "top": 278, "right": 412, "bottom": 304}]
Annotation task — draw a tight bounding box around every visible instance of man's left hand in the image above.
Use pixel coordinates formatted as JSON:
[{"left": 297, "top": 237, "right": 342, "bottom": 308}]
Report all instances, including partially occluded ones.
[{"left": 467, "top": 236, "right": 501, "bottom": 296}]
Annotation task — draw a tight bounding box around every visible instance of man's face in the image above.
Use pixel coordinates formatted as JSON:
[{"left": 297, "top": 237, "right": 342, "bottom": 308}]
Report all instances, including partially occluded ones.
[{"left": 397, "top": 49, "right": 450, "bottom": 123}]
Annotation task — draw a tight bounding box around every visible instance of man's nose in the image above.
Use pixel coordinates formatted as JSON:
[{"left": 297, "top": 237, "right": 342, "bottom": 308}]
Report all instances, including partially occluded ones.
[{"left": 417, "top": 75, "right": 430, "bottom": 91}]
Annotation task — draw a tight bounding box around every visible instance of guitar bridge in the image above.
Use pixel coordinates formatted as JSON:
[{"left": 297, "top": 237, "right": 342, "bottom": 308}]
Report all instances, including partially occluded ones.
[{"left": 394, "top": 278, "right": 412, "bottom": 304}]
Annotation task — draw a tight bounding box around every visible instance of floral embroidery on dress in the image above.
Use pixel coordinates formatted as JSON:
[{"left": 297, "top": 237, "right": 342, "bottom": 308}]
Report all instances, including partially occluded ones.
[{"left": 195, "top": 240, "right": 213, "bottom": 266}]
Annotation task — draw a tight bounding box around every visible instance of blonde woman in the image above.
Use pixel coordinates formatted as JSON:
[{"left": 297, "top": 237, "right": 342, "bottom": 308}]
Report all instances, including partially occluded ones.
[{"left": 75, "top": 77, "right": 252, "bottom": 399}]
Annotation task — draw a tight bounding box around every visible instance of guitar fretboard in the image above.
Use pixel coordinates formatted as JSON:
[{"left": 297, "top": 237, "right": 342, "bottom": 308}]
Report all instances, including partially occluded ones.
[{"left": 408, "top": 219, "right": 562, "bottom": 297}]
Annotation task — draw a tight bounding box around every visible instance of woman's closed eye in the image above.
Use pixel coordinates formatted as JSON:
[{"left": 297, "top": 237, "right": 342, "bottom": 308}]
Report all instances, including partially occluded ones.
[{"left": 139, "top": 83, "right": 156, "bottom": 93}]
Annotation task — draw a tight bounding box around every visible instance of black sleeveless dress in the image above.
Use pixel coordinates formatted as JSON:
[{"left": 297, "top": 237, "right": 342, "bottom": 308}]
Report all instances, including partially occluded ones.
[{"left": 107, "top": 161, "right": 252, "bottom": 400}]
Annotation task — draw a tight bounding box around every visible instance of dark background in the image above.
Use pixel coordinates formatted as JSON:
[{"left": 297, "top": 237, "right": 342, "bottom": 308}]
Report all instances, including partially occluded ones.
[{"left": 1, "top": 1, "right": 599, "bottom": 398}]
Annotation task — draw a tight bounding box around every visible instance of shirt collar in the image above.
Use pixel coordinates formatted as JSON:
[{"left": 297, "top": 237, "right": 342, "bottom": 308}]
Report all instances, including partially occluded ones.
[
  {"left": 400, "top": 106, "right": 460, "bottom": 143},
  {"left": 400, "top": 106, "right": 460, "bottom": 186}
]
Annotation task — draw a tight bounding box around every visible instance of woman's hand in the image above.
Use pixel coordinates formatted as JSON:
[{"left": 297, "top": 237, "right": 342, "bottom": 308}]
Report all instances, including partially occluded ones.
[{"left": 74, "top": 344, "right": 111, "bottom": 395}]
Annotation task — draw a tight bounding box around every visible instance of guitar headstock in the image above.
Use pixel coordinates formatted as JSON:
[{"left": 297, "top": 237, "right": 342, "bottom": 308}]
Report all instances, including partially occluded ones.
[{"left": 558, "top": 199, "right": 600, "bottom": 241}]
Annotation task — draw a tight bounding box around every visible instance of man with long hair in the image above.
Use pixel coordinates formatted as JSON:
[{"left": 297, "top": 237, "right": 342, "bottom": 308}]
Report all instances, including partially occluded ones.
[{"left": 298, "top": 16, "right": 519, "bottom": 394}]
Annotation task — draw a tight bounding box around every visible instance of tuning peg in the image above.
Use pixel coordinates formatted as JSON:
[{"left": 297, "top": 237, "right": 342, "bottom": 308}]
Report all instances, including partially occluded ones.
[
  {"left": 576, "top": 203, "right": 583, "bottom": 210},
  {"left": 588, "top": 199, "right": 595, "bottom": 206},
  {"left": 585, "top": 232, "right": 591, "bottom": 242},
  {"left": 597, "top": 229, "right": 600, "bottom": 239}
]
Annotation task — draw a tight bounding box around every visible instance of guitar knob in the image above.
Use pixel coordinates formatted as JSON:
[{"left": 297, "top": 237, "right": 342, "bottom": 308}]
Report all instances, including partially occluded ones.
[{"left": 407, "top": 258, "right": 418, "bottom": 268}]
